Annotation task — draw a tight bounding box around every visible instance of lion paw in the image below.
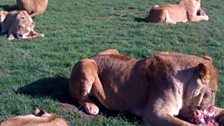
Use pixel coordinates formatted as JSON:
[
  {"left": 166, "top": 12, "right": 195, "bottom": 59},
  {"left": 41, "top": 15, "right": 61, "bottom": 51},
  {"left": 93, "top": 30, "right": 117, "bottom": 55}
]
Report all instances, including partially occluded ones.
[
  {"left": 39, "top": 33, "right": 45, "bottom": 37},
  {"left": 7, "top": 34, "right": 15, "bottom": 41},
  {"left": 83, "top": 102, "right": 99, "bottom": 115},
  {"left": 204, "top": 15, "right": 209, "bottom": 21}
]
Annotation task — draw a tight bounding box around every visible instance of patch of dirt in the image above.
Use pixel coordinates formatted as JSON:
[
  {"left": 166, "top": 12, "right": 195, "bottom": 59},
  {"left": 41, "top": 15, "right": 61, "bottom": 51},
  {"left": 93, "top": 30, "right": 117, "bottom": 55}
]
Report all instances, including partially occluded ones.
[
  {"left": 60, "top": 102, "right": 78, "bottom": 112},
  {"left": 59, "top": 97, "right": 141, "bottom": 124},
  {"left": 79, "top": 113, "right": 101, "bottom": 120},
  {"left": 59, "top": 102, "right": 102, "bottom": 121}
]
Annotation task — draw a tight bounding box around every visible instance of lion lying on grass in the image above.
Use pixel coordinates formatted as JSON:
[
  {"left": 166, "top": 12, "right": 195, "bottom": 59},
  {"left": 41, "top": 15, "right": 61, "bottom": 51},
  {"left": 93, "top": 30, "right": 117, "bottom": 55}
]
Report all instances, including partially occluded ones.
[
  {"left": 0, "top": 108, "right": 68, "bottom": 126},
  {"left": 145, "top": 0, "right": 209, "bottom": 24},
  {"left": 0, "top": 10, "right": 44, "bottom": 41},
  {"left": 69, "top": 49, "right": 224, "bottom": 126}
]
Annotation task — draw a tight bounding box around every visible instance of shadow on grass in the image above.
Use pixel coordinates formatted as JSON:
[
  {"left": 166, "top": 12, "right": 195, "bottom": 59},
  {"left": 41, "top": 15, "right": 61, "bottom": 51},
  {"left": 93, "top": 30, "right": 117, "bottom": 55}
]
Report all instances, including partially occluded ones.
[
  {"left": 16, "top": 76, "right": 76, "bottom": 104},
  {"left": 16, "top": 76, "right": 141, "bottom": 124},
  {"left": 0, "top": 5, "right": 17, "bottom": 11},
  {"left": 134, "top": 17, "right": 147, "bottom": 23}
]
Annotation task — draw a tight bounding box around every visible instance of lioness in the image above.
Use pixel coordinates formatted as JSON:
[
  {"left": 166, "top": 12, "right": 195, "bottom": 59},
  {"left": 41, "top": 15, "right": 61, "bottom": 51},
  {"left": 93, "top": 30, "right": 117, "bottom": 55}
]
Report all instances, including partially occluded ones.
[
  {"left": 16, "top": 0, "right": 48, "bottom": 17},
  {"left": 0, "top": 10, "right": 44, "bottom": 40},
  {"left": 0, "top": 108, "right": 68, "bottom": 126},
  {"left": 145, "top": 0, "right": 209, "bottom": 24},
  {"left": 69, "top": 49, "right": 224, "bottom": 126}
]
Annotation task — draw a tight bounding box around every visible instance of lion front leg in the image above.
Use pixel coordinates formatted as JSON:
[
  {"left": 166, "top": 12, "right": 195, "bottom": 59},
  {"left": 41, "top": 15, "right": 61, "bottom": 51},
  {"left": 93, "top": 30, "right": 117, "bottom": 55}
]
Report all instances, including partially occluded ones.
[
  {"left": 143, "top": 112, "right": 195, "bottom": 126},
  {"left": 142, "top": 98, "right": 195, "bottom": 126},
  {"left": 69, "top": 59, "right": 100, "bottom": 115},
  {"left": 190, "top": 15, "right": 209, "bottom": 22},
  {"left": 188, "top": 12, "right": 209, "bottom": 22}
]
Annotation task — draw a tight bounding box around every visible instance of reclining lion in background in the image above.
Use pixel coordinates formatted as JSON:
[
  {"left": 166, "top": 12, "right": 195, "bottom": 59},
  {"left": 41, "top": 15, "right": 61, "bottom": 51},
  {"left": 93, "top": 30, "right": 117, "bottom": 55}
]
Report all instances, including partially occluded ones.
[
  {"left": 69, "top": 49, "right": 224, "bottom": 126},
  {"left": 0, "top": 10, "right": 44, "bottom": 41},
  {"left": 145, "top": 0, "right": 209, "bottom": 24},
  {"left": 16, "top": 0, "right": 48, "bottom": 17},
  {"left": 0, "top": 108, "right": 68, "bottom": 126}
]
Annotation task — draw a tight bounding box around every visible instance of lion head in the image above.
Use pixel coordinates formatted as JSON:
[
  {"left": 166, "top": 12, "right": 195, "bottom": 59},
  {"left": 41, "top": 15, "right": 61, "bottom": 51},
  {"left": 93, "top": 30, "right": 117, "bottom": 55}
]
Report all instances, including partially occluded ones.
[
  {"left": 180, "top": 56, "right": 218, "bottom": 119},
  {"left": 14, "top": 11, "right": 36, "bottom": 39}
]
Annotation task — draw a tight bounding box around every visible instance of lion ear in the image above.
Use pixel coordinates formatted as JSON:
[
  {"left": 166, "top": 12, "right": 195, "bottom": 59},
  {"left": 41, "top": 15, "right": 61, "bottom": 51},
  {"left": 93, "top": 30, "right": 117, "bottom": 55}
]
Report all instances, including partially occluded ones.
[
  {"left": 197, "top": 63, "right": 208, "bottom": 79},
  {"left": 34, "top": 108, "right": 45, "bottom": 116},
  {"left": 203, "top": 55, "right": 213, "bottom": 63}
]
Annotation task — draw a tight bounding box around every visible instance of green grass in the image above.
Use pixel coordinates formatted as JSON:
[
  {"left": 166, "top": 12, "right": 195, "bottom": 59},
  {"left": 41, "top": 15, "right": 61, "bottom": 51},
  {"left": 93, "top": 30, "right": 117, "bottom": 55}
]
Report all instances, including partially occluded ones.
[{"left": 0, "top": 0, "right": 224, "bottom": 125}]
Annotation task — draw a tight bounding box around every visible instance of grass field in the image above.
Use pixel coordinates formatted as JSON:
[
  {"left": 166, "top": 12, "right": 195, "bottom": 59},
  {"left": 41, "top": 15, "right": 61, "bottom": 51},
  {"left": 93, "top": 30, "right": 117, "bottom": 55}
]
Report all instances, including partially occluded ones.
[{"left": 0, "top": 0, "right": 224, "bottom": 125}]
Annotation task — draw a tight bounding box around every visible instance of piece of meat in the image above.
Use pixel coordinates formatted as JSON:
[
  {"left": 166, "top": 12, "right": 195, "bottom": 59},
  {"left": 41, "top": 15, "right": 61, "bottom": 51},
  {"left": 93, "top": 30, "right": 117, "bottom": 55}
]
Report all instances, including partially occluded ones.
[{"left": 190, "top": 106, "right": 224, "bottom": 126}]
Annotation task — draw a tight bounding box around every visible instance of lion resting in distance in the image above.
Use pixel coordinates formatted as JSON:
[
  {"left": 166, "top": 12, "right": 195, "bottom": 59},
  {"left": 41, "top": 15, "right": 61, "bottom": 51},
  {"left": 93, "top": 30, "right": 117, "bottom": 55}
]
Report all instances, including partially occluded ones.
[
  {"left": 0, "top": 10, "right": 44, "bottom": 40},
  {"left": 145, "top": 0, "right": 209, "bottom": 24},
  {"left": 16, "top": 0, "right": 48, "bottom": 17},
  {"left": 69, "top": 49, "right": 224, "bottom": 126}
]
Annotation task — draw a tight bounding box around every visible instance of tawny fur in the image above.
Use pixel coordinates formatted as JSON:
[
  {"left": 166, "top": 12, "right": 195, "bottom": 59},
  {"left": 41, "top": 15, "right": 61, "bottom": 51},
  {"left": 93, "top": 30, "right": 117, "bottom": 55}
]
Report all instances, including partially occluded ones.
[
  {"left": 0, "top": 108, "right": 68, "bottom": 126},
  {"left": 145, "top": 0, "right": 209, "bottom": 24},
  {"left": 0, "top": 11, "right": 8, "bottom": 22},
  {"left": 69, "top": 49, "right": 224, "bottom": 126},
  {"left": 16, "top": 0, "right": 48, "bottom": 17},
  {"left": 0, "top": 10, "right": 44, "bottom": 41}
]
